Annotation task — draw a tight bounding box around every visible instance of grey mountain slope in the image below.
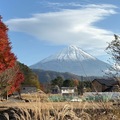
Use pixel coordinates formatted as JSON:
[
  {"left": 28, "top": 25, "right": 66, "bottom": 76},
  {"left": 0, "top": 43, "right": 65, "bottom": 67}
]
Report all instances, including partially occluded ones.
[
  {"left": 32, "top": 69, "right": 99, "bottom": 83},
  {"left": 31, "top": 45, "right": 110, "bottom": 76}
]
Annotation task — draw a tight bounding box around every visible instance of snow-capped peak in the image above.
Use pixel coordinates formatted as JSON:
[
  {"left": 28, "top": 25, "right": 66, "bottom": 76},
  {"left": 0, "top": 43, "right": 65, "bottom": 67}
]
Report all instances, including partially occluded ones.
[
  {"left": 41, "top": 45, "right": 96, "bottom": 63},
  {"left": 31, "top": 45, "right": 110, "bottom": 76}
]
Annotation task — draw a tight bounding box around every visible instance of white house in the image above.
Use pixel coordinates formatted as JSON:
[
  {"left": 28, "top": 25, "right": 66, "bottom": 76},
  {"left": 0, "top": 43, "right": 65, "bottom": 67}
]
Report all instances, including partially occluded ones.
[{"left": 61, "top": 87, "right": 77, "bottom": 96}]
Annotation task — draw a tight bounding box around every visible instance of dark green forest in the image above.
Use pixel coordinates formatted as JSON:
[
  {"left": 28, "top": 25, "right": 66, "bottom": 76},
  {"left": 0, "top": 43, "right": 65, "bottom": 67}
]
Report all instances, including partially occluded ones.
[{"left": 18, "top": 62, "right": 40, "bottom": 89}]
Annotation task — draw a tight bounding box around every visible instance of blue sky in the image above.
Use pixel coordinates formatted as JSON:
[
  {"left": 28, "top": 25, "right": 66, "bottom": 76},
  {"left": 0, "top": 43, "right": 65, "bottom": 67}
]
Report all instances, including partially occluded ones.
[{"left": 0, "top": 0, "right": 120, "bottom": 66}]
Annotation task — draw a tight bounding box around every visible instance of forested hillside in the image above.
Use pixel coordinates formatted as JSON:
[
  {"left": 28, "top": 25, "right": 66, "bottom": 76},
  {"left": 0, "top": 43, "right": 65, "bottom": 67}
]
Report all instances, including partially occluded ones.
[
  {"left": 32, "top": 69, "right": 98, "bottom": 83},
  {"left": 18, "top": 62, "right": 40, "bottom": 89}
]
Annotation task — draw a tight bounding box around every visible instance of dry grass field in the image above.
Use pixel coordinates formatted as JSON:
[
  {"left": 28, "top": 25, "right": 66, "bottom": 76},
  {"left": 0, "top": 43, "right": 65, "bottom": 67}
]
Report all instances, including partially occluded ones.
[{"left": 0, "top": 93, "right": 120, "bottom": 120}]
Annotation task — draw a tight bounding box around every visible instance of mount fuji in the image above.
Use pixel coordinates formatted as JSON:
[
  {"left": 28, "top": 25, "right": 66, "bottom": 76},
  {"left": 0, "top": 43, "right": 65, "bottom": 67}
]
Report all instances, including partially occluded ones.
[{"left": 31, "top": 45, "right": 110, "bottom": 76}]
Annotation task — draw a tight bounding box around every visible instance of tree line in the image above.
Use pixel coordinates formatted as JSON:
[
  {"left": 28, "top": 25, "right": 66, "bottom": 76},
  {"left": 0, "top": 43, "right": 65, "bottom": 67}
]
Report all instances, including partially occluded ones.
[{"left": 43, "top": 76, "right": 92, "bottom": 94}]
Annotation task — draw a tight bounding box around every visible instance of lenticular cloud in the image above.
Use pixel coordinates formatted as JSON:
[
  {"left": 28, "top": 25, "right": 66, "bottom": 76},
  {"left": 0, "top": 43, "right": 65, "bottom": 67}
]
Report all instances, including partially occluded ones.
[{"left": 6, "top": 4, "right": 117, "bottom": 56}]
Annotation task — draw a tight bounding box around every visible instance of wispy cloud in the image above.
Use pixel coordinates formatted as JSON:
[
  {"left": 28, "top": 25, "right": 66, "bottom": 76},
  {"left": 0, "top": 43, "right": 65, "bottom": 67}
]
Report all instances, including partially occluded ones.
[
  {"left": 6, "top": 4, "right": 117, "bottom": 57},
  {"left": 47, "top": 2, "right": 83, "bottom": 7}
]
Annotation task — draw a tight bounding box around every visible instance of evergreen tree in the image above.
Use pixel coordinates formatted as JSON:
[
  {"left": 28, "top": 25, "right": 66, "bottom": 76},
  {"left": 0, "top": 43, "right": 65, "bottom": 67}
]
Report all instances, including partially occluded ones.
[
  {"left": 51, "top": 76, "right": 64, "bottom": 87},
  {"left": 63, "top": 79, "right": 74, "bottom": 87}
]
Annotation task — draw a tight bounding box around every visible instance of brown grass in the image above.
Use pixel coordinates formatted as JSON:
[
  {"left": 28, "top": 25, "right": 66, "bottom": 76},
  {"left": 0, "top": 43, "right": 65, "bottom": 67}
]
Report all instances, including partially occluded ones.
[{"left": 0, "top": 94, "right": 120, "bottom": 120}]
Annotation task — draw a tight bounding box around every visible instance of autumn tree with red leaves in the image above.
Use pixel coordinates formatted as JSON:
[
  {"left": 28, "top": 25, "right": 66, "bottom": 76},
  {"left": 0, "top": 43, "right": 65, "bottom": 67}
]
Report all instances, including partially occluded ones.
[
  {"left": 0, "top": 16, "right": 24, "bottom": 99},
  {"left": 7, "top": 63, "right": 24, "bottom": 95},
  {"left": 0, "top": 16, "right": 16, "bottom": 72}
]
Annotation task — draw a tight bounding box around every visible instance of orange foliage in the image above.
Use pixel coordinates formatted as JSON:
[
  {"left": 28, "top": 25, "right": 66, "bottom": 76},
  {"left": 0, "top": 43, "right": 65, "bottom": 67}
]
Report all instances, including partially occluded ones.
[
  {"left": 73, "top": 79, "right": 79, "bottom": 86},
  {"left": 8, "top": 71, "right": 24, "bottom": 95},
  {"left": 0, "top": 16, "right": 24, "bottom": 94},
  {"left": 0, "top": 16, "right": 16, "bottom": 72}
]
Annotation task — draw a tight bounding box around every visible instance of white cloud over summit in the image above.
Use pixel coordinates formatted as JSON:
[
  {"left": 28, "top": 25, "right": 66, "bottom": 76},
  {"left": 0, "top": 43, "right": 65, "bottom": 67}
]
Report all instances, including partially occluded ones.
[{"left": 6, "top": 4, "right": 117, "bottom": 56}]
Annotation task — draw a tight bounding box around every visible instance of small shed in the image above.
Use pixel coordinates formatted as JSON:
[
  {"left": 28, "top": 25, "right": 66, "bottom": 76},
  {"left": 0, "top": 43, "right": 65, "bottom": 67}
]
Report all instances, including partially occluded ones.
[
  {"left": 21, "top": 85, "right": 37, "bottom": 94},
  {"left": 61, "top": 87, "right": 77, "bottom": 96},
  {"left": 92, "top": 79, "right": 119, "bottom": 92}
]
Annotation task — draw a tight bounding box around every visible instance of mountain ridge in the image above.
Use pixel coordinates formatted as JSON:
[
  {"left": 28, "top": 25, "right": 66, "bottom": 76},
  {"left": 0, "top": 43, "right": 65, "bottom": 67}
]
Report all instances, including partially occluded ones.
[
  {"left": 31, "top": 45, "right": 110, "bottom": 76},
  {"left": 32, "top": 69, "right": 100, "bottom": 83}
]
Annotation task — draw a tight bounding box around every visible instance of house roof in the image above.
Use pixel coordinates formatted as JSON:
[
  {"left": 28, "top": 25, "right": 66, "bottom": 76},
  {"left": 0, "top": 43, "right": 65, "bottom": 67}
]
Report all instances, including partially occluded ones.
[
  {"left": 92, "top": 79, "right": 118, "bottom": 87},
  {"left": 61, "top": 87, "right": 77, "bottom": 90}
]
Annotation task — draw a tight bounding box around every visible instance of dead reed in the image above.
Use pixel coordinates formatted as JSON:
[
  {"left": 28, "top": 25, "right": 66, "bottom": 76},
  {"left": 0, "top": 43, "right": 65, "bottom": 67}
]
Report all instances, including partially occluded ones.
[{"left": 0, "top": 94, "right": 120, "bottom": 120}]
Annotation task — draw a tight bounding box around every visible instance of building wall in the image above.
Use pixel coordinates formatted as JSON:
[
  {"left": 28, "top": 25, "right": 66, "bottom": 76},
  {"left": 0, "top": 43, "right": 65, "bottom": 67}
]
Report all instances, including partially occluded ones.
[
  {"left": 102, "top": 85, "right": 108, "bottom": 91},
  {"left": 61, "top": 87, "right": 77, "bottom": 96},
  {"left": 61, "top": 89, "right": 74, "bottom": 94},
  {"left": 21, "top": 86, "right": 37, "bottom": 93},
  {"left": 92, "top": 81, "right": 103, "bottom": 92}
]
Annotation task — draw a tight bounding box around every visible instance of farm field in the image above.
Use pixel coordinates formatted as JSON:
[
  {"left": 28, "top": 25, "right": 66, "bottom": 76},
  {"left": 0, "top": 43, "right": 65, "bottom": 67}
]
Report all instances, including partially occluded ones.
[
  {"left": 0, "top": 100, "right": 113, "bottom": 109},
  {"left": 0, "top": 94, "right": 120, "bottom": 120}
]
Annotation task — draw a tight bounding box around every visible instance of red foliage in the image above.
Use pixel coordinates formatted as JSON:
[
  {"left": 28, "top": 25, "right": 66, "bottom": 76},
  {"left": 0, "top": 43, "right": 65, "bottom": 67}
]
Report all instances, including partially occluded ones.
[
  {"left": 8, "top": 71, "right": 24, "bottom": 95},
  {"left": 0, "top": 16, "right": 24, "bottom": 94},
  {"left": 0, "top": 16, "right": 16, "bottom": 73}
]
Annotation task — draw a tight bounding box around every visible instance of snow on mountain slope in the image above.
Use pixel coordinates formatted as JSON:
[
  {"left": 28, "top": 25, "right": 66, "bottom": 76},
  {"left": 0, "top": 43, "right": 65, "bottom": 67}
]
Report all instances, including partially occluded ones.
[
  {"left": 31, "top": 45, "right": 110, "bottom": 76},
  {"left": 41, "top": 45, "right": 96, "bottom": 63}
]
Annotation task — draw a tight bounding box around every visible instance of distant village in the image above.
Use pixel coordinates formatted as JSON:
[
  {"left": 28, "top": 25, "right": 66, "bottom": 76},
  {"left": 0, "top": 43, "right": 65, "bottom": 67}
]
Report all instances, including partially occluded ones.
[{"left": 20, "top": 77, "right": 120, "bottom": 98}]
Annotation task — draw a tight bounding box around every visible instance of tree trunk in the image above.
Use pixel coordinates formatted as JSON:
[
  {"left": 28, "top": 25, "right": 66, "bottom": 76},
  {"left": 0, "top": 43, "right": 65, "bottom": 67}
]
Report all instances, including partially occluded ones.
[
  {"left": 17, "top": 88, "right": 22, "bottom": 99},
  {"left": 3, "top": 91, "right": 8, "bottom": 100}
]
